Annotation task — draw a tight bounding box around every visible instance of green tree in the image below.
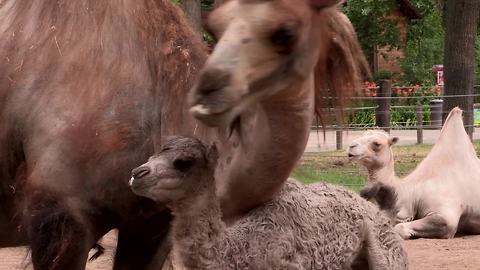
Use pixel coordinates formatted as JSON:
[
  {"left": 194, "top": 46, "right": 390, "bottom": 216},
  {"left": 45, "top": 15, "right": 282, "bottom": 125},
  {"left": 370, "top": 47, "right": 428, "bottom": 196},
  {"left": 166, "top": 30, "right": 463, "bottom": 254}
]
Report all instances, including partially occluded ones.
[
  {"left": 343, "top": 0, "right": 402, "bottom": 72},
  {"left": 400, "top": 0, "right": 444, "bottom": 84}
]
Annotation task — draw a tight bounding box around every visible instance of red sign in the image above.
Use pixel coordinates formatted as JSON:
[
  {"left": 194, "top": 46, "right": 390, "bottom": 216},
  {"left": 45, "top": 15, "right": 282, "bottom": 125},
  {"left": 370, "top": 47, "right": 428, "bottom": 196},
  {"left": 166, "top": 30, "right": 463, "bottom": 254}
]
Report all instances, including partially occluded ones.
[
  {"left": 437, "top": 70, "right": 444, "bottom": 86},
  {"left": 432, "top": 65, "right": 444, "bottom": 86}
]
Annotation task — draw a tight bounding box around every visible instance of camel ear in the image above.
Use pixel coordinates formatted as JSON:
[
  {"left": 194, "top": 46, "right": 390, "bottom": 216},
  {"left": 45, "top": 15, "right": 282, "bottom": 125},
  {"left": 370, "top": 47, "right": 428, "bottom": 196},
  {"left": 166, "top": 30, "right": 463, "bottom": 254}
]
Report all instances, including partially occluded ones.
[
  {"left": 206, "top": 143, "right": 219, "bottom": 166},
  {"left": 388, "top": 136, "right": 399, "bottom": 146},
  {"left": 310, "top": 0, "right": 343, "bottom": 9}
]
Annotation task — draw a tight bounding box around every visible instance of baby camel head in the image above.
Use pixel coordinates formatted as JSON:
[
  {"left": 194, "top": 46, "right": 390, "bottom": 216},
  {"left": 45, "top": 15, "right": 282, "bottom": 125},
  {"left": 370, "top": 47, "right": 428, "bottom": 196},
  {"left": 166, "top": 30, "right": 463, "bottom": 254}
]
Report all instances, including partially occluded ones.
[
  {"left": 189, "top": 0, "right": 364, "bottom": 127},
  {"left": 347, "top": 130, "right": 398, "bottom": 170},
  {"left": 129, "top": 137, "right": 218, "bottom": 203}
]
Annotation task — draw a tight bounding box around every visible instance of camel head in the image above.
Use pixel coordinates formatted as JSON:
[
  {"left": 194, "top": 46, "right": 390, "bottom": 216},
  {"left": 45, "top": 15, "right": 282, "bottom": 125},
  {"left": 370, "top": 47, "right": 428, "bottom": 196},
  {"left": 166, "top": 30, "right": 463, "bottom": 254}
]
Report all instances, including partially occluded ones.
[
  {"left": 129, "top": 136, "right": 218, "bottom": 203},
  {"left": 189, "top": 0, "right": 365, "bottom": 128},
  {"left": 347, "top": 130, "right": 398, "bottom": 171}
]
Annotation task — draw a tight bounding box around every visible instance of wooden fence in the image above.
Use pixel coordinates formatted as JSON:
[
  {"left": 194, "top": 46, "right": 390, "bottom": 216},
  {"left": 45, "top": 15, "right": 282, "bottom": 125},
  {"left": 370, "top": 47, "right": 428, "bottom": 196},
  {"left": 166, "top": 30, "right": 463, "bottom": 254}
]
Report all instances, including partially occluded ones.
[{"left": 316, "top": 80, "right": 480, "bottom": 150}]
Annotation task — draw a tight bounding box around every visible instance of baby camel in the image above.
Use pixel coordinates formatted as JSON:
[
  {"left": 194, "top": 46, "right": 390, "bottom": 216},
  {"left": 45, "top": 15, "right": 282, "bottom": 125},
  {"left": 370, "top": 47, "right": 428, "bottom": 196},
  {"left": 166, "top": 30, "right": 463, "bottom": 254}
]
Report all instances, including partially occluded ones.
[
  {"left": 130, "top": 136, "right": 407, "bottom": 270},
  {"left": 349, "top": 107, "right": 480, "bottom": 239}
]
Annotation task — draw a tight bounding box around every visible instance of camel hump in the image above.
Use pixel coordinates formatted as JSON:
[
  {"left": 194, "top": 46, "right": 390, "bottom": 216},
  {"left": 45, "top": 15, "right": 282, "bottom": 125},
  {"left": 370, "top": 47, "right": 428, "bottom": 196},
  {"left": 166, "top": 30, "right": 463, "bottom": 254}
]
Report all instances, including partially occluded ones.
[
  {"left": 406, "top": 107, "right": 478, "bottom": 182},
  {"left": 432, "top": 107, "right": 475, "bottom": 158},
  {"left": 437, "top": 107, "right": 470, "bottom": 148},
  {"left": 442, "top": 107, "right": 463, "bottom": 131}
]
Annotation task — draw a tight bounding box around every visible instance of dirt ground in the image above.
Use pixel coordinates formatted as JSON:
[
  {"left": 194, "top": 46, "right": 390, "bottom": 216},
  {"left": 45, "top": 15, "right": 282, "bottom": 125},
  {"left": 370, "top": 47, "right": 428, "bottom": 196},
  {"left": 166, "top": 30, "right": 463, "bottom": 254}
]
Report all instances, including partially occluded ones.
[{"left": 1, "top": 231, "right": 480, "bottom": 269}]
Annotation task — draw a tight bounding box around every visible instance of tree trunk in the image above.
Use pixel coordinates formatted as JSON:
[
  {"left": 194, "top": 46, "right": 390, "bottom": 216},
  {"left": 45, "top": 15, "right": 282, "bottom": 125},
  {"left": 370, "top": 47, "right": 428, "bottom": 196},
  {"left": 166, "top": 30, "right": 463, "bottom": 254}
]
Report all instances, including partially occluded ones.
[
  {"left": 443, "top": 0, "right": 480, "bottom": 139},
  {"left": 181, "top": 0, "right": 203, "bottom": 34}
]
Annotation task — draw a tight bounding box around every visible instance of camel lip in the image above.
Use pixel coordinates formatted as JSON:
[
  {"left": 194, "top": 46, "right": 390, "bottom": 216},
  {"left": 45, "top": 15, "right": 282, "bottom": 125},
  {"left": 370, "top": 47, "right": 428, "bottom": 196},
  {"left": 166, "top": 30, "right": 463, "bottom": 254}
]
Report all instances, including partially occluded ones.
[
  {"left": 130, "top": 174, "right": 183, "bottom": 191},
  {"left": 190, "top": 104, "right": 236, "bottom": 127},
  {"left": 190, "top": 104, "right": 230, "bottom": 117}
]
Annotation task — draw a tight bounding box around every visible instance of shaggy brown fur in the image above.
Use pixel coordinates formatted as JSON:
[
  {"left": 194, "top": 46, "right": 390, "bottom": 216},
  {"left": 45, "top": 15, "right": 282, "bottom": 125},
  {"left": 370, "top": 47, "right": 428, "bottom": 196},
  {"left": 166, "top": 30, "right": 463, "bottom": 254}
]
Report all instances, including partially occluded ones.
[
  {"left": 131, "top": 137, "right": 408, "bottom": 270},
  {"left": 0, "top": 0, "right": 205, "bottom": 268}
]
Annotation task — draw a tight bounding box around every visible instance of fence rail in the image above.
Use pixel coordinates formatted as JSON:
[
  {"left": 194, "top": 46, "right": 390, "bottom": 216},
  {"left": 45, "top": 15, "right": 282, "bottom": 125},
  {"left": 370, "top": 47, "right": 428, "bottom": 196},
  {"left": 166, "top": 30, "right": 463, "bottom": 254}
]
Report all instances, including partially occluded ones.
[{"left": 316, "top": 80, "right": 480, "bottom": 150}]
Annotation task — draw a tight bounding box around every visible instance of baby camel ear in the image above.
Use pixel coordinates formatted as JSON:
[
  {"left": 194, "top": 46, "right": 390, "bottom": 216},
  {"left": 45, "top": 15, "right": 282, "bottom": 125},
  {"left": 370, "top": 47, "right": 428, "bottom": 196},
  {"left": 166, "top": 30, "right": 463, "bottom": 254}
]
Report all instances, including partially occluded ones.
[
  {"left": 388, "top": 136, "right": 399, "bottom": 146},
  {"left": 310, "top": 0, "right": 344, "bottom": 9},
  {"left": 206, "top": 143, "right": 219, "bottom": 166}
]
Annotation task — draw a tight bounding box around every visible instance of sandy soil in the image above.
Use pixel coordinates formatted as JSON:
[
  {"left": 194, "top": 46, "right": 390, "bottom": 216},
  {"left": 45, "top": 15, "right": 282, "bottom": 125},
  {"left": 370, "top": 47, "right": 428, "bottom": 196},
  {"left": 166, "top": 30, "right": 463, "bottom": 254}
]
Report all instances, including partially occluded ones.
[
  {"left": 403, "top": 235, "right": 480, "bottom": 270},
  {"left": 1, "top": 231, "right": 480, "bottom": 269},
  {"left": 0, "top": 231, "right": 117, "bottom": 270}
]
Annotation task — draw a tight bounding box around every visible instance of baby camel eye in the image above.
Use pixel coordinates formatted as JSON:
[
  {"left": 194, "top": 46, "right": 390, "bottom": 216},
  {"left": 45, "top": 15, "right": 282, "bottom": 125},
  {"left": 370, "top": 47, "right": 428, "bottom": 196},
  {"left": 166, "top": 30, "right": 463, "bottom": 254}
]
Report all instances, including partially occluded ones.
[
  {"left": 173, "top": 158, "right": 194, "bottom": 172},
  {"left": 371, "top": 142, "right": 382, "bottom": 151},
  {"left": 270, "top": 22, "right": 298, "bottom": 54}
]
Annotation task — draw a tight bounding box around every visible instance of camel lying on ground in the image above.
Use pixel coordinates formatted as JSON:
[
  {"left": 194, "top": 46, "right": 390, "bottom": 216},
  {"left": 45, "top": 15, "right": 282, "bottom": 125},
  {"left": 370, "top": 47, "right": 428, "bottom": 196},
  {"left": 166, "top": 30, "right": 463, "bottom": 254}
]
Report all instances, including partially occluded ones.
[
  {"left": 348, "top": 107, "right": 480, "bottom": 239},
  {"left": 130, "top": 136, "right": 408, "bottom": 270}
]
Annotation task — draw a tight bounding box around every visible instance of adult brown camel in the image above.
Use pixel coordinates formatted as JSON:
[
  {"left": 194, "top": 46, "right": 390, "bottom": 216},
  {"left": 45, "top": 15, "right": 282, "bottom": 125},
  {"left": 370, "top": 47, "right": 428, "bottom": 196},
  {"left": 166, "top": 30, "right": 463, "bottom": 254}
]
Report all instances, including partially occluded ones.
[
  {"left": 0, "top": 1, "right": 206, "bottom": 269},
  {"left": 0, "top": 0, "right": 366, "bottom": 269}
]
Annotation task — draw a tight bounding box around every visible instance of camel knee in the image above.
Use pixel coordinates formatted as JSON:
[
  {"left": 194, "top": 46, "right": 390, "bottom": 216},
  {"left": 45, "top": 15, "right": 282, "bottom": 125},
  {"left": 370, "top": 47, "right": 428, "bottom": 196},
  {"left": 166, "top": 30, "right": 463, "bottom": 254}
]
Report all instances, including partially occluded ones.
[
  {"left": 395, "top": 215, "right": 457, "bottom": 239},
  {"left": 427, "top": 214, "right": 457, "bottom": 239},
  {"left": 438, "top": 224, "right": 457, "bottom": 239}
]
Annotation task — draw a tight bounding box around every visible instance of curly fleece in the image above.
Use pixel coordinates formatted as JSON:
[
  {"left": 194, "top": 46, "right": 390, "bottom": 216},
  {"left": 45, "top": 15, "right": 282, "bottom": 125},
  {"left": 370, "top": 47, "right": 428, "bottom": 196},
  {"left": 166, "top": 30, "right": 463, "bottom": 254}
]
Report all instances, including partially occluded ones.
[{"left": 170, "top": 179, "right": 408, "bottom": 270}]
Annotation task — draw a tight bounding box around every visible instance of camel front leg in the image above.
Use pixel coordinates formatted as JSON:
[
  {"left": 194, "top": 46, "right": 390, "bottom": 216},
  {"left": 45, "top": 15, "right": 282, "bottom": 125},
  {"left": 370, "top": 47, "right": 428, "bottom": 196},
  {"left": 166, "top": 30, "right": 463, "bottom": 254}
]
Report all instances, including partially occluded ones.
[
  {"left": 394, "top": 214, "right": 457, "bottom": 239},
  {"left": 25, "top": 193, "right": 96, "bottom": 270},
  {"left": 113, "top": 210, "right": 172, "bottom": 270}
]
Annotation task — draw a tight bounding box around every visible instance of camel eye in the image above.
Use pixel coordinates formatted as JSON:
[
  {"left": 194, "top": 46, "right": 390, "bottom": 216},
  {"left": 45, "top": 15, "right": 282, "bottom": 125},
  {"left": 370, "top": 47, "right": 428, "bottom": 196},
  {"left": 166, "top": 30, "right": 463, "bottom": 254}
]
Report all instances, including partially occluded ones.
[
  {"left": 173, "top": 158, "right": 194, "bottom": 172},
  {"left": 372, "top": 142, "right": 382, "bottom": 151},
  {"left": 270, "top": 23, "right": 298, "bottom": 54}
]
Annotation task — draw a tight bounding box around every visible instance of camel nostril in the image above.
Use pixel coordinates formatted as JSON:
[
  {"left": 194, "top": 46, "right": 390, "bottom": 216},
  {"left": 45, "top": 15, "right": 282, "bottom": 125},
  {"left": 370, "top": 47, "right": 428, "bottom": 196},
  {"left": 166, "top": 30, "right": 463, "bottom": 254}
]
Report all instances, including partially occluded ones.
[
  {"left": 196, "top": 68, "right": 231, "bottom": 95},
  {"left": 132, "top": 166, "right": 151, "bottom": 179}
]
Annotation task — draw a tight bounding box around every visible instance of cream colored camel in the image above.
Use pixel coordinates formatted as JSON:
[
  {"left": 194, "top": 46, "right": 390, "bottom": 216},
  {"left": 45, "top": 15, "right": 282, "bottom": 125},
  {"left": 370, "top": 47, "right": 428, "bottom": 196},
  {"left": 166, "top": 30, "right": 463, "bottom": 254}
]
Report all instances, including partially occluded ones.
[{"left": 348, "top": 107, "right": 480, "bottom": 239}]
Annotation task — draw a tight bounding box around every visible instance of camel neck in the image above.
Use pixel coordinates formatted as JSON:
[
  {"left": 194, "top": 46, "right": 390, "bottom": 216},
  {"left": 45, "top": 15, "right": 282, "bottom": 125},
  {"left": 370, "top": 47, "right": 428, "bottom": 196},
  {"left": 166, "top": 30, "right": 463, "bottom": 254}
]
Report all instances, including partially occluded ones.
[
  {"left": 216, "top": 76, "right": 315, "bottom": 218},
  {"left": 169, "top": 184, "right": 226, "bottom": 269},
  {"left": 367, "top": 157, "right": 397, "bottom": 184}
]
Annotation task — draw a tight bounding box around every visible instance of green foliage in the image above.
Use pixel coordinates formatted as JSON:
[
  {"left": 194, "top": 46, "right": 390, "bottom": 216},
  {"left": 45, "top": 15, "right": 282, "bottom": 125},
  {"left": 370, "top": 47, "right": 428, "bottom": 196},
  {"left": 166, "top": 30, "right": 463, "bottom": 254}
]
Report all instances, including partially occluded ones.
[
  {"left": 373, "top": 70, "right": 395, "bottom": 81},
  {"left": 344, "top": 0, "right": 444, "bottom": 84},
  {"left": 203, "top": 31, "right": 216, "bottom": 46},
  {"left": 475, "top": 108, "right": 480, "bottom": 126},
  {"left": 343, "top": 0, "right": 402, "bottom": 63},
  {"left": 349, "top": 109, "right": 376, "bottom": 127},
  {"left": 201, "top": 0, "right": 215, "bottom": 10},
  {"left": 348, "top": 82, "right": 440, "bottom": 127},
  {"left": 400, "top": 0, "right": 444, "bottom": 84}
]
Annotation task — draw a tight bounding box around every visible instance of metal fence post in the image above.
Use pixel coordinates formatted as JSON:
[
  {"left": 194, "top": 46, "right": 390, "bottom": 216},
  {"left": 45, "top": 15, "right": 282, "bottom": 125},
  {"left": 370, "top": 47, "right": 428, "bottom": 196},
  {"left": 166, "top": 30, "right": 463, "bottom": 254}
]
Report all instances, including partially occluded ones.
[
  {"left": 416, "top": 104, "right": 423, "bottom": 144},
  {"left": 375, "top": 80, "right": 392, "bottom": 133}
]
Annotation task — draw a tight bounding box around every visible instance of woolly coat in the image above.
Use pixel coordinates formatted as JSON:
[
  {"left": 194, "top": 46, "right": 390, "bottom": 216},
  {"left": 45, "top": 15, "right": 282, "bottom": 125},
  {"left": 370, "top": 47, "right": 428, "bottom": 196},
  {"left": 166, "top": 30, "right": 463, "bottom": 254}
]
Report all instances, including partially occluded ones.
[{"left": 170, "top": 179, "right": 408, "bottom": 270}]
